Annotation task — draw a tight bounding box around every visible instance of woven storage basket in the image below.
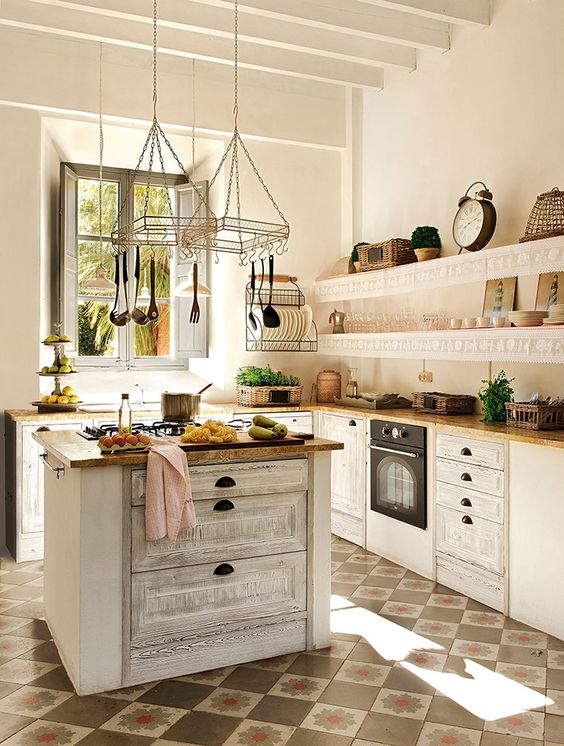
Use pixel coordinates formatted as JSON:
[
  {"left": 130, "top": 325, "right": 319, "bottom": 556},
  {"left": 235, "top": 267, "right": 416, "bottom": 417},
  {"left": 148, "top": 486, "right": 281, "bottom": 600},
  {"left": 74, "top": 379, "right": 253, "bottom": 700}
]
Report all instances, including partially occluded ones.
[
  {"left": 316, "top": 370, "right": 341, "bottom": 403},
  {"left": 520, "top": 187, "right": 564, "bottom": 242},
  {"left": 236, "top": 385, "right": 302, "bottom": 407},
  {"left": 358, "top": 238, "right": 415, "bottom": 271},
  {"left": 412, "top": 392, "right": 476, "bottom": 415},
  {"left": 506, "top": 401, "right": 564, "bottom": 430}
]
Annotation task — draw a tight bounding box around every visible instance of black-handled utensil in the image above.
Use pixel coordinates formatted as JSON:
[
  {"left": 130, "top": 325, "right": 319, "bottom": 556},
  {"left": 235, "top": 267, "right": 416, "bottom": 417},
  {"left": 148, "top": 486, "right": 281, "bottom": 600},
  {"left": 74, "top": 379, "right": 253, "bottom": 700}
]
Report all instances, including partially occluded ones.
[
  {"left": 248, "top": 260, "right": 258, "bottom": 331},
  {"left": 262, "top": 254, "right": 280, "bottom": 328},
  {"left": 113, "top": 253, "right": 131, "bottom": 326},
  {"left": 109, "top": 254, "right": 120, "bottom": 326},
  {"left": 131, "top": 245, "right": 150, "bottom": 326},
  {"left": 189, "top": 261, "right": 200, "bottom": 324},
  {"left": 147, "top": 255, "right": 159, "bottom": 322}
]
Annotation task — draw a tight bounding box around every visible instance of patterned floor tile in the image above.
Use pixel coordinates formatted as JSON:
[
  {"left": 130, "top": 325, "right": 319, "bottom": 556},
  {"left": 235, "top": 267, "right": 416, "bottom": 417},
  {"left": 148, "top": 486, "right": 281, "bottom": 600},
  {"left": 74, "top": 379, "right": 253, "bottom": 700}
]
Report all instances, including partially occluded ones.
[
  {"left": 545, "top": 713, "right": 564, "bottom": 743},
  {"left": 450, "top": 639, "right": 500, "bottom": 661},
  {"left": 0, "top": 713, "right": 34, "bottom": 743},
  {"left": 0, "top": 573, "right": 42, "bottom": 586},
  {"left": 194, "top": 687, "right": 263, "bottom": 717},
  {"left": 176, "top": 665, "right": 236, "bottom": 683},
  {"left": 161, "top": 710, "right": 241, "bottom": 745},
  {"left": 461, "top": 611, "right": 505, "bottom": 628},
  {"left": 425, "top": 695, "right": 484, "bottom": 731},
  {"left": 0, "top": 586, "right": 44, "bottom": 602},
  {"left": 0, "top": 719, "right": 92, "bottom": 745},
  {"left": 0, "top": 685, "right": 74, "bottom": 717},
  {"left": 400, "top": 651, "right": 447, "bottom": 672},
  {"left": 223, "top": 718, "right": 295, "bottom": 745},
  {"left": 331, "top": 561, "right": 344, "bottom": 573},
  {"left": 380, "top": 602, "right": 424, "bottom": 619},
  {"left": 484, "top": 710, "right": 545, "bottom": 740},
  {"left": 427, "top": 594, "right": 468, "bottom": 610},
  {"left": 287, "top": 654, "right": 343, "bottom": 679},
  {"left": 549, "top": 652, "right": 564, "bottom": 670},
  {"left": 455, "top": 624, "right": 503, "bottom": 645},
  {"left": 397, "top": 579, "right": 435, "bottom": 593},
  {"left": 0, "top": 599, "right": 26, "bottom": 614},
  {"left": 372, "top": 689, "right": 432, "bottom": 720},
  {"left": 416, "top": 722, "right": 481, "bottom": 745},
  {"left": 268, "top": 674, "right": 329, "bottom": 701},
  {"left": 0, "top": 616, "right": 32, "bottom": 635},
  {"left": 222, "top": 667, "right": 282, "bottom": 694},
  {"left": 332, "top": 572, "right": 370, "bottom": 586},
  {"left": 335, "top": 660, "right": 389, "bottom": 687},
  {"left": 12, "top": 620, "right": 51, "bottom": 641},
  {"left": 103, "top": 682, "right": 160, "bottom": 701},
  {"left": 348, "top": 553, "right": 382, "bottom": 566},
  {"left": 0, "top": 635, "right": 45, "bottom": 660},
  {"left": 357, "top": 710, "right": 423, "bottom": 745},
  {"left": 309, "top": 641, "right": 355, "bottom": 660},
  {"left": 84, "top": 734, "right": 156, "bottom": 745},
  {"left": 100, "top": 702, "right": 186, "bottom": 737},
  {"left": 369, "top": 566, "right": 407, "bottom": 580},
  {"left": 138, "top": 680, "right": 213, "bottom": 709},
  {"left": 413, "top": 620, "right": 459, "bottom": 640},
  {"left": 248, "top": 694, "right": 314, "bottom": 726},
  {"left": 301, "top": 702, "right": 366, "bottom": 737},
  {"left": 500, "top": 630, "right": 547, "bottom": 649},
  {"left": 319, "top": 679, "right": 379, "bottom": 711},
  {"left": 497, "top": 645, "right": 547, "bottom": 668},
  {"left": 0, "top": 658, "right": 58, "bottom": 684},
  {"left": 495, "top": 662, "right": 547, "bottom": 688},
  {"left": 547, "top": 689, "right": 564, "bottom": 716},
  {"left": 351, "top": 586, "right": 394, "bottom": 602}
]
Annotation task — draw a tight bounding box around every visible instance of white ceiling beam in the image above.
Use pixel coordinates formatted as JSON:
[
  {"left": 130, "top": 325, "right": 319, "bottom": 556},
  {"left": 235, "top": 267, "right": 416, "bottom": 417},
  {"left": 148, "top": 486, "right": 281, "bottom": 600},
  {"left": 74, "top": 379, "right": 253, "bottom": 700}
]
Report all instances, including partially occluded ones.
[
  {"left": 357, "top": 0, "right": 490, "bottom": 26},
  {"left": 0, "top": 0, "right": 385, "bottom": 88},
  {"left": 24, "top": 0, "right": 416, "bottom": 71}
]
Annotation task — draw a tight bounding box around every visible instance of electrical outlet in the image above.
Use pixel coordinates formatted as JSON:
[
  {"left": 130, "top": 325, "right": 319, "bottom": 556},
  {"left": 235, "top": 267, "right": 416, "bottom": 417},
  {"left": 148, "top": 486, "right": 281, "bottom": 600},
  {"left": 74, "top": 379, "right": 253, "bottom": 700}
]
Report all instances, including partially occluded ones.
[{"left": 418, "top": 370, "right": 433, "bottom": 383}]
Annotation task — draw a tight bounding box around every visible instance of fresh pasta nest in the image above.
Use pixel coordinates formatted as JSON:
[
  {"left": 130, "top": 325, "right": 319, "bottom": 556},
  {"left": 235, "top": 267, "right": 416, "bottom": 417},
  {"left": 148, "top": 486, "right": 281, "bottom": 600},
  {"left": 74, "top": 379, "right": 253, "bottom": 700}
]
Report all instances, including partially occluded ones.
[{"left": 180, "top": 419, "right": 238, "bottom": 444}]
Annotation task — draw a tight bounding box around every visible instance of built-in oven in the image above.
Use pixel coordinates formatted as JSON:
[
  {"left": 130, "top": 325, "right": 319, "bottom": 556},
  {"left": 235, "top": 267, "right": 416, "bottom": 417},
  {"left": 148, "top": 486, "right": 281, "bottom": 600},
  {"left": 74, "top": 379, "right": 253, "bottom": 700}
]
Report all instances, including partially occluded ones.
[{"left": 369, "top": 419, "right": 427, "bottom": 529}]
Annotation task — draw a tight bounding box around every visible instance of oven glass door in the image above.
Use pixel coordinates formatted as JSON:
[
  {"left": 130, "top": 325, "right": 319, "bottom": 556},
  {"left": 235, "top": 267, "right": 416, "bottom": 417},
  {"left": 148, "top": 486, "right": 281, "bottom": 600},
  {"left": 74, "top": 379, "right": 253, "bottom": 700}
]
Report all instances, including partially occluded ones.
[{"left": 370, "top": 446, "right": 426, "bottom": 529}]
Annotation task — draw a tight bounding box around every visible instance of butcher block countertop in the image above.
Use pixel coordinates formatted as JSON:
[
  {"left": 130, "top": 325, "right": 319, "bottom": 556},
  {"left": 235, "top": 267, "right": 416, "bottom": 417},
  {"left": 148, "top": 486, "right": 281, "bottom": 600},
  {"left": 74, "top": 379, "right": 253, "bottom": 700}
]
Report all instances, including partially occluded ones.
[{"left": 32, "top": 429, "right": 343, "bottom": 469}]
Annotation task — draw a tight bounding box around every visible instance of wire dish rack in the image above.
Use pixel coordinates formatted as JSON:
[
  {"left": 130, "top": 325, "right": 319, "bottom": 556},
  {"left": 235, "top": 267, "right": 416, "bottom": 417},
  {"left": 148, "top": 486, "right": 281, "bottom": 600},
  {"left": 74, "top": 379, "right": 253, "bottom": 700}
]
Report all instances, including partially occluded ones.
[{"left": 245, "top": 275, "right": 318, "bottom": 352}]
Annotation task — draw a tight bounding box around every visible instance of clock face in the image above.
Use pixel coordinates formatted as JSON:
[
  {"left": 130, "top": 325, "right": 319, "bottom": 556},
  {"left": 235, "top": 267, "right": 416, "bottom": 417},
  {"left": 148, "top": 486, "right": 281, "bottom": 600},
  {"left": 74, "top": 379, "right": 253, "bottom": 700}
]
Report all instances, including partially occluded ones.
[{"left": 453, "top": 199, "right": 485, "bottom": 248}]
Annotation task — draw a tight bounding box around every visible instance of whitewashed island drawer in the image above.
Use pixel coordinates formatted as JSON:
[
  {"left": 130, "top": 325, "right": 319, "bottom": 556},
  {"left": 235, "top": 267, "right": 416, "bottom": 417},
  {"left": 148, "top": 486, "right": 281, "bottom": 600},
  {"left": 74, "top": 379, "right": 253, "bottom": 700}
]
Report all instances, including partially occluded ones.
[
  {"left": 131, "top": 552, "right": 307, "bottom": 644},
  {"left": 436, "top": 504, "right": 503, "bottom": 575},
  {"left": 436, "top": 482, "right": 504, "bottom": 524},
  {"left": 436, "top": 433, "right": 504, "bottom": 470},
  {"left": 130, "top": 458, "right": 308, "bottom": 506},
  {"left": 131, "top": 491, "right": 307, "bottom": 571},
  {"left": 436, "top": 458, "right": 504, "bottom": 497}
]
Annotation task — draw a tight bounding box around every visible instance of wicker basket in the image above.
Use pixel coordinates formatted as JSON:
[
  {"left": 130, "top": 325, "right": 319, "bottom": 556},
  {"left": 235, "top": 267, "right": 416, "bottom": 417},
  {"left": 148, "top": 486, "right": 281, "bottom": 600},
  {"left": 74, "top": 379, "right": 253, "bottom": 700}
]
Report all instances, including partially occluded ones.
[
  {"left": 520, "top": 187, "right": 564, "bottom": 242},
  {"left": 505, "top": 401, "right": 564, "bottom": 430},
  {"left": 316, "top": 370, "right": 341, "bottom": 403},
  {"left": 412, "top": 392, "right": 476, "bottom": 415},
  {"left": 358, "top": 238, "right": 415, "bottom": 271},
  {"left": 236, "top": 385, "right": 302, "bottom": 408}
]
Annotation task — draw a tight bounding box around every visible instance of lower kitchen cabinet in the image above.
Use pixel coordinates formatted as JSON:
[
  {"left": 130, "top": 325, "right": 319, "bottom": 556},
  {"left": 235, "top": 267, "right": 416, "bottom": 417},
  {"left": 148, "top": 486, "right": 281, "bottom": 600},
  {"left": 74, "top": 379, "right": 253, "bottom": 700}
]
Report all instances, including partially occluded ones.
[
  {"left": 5, "top": 417, "right": 84, "bottom": 562},
  {"left": 317, "top": 411, "right": 367, "bottom": 546}
]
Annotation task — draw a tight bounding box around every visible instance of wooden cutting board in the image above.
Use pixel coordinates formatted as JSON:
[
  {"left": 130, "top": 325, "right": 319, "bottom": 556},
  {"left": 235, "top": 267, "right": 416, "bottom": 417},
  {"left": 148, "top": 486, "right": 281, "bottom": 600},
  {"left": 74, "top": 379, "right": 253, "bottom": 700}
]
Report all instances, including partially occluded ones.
[{"left": 172, "top": 432, "right": 305, "bottom": 451}]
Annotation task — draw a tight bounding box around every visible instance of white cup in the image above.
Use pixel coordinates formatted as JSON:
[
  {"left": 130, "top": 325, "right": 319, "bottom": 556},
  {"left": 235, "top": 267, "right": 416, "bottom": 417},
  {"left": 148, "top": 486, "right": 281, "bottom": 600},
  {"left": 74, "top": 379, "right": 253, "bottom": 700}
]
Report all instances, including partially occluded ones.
[
  {"left": 477, "top": 316, "right": 491, "bottom": 328},
  {"left": 450, "top": 318, "right": 462, "bottom": 329},
  {"left": 492, "top": 316, "right": 506, "bottom": 328},
  {"left": 463, "top": 317, "right": 476, "bottom": 329}
]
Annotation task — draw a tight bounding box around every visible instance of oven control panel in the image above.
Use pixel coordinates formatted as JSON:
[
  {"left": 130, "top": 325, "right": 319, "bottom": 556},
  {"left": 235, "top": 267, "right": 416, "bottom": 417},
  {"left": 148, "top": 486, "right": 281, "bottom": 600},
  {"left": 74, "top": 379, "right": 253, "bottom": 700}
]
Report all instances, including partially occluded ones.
[{"left": 371, "top": 419, "right": 426, "bottom": 449}]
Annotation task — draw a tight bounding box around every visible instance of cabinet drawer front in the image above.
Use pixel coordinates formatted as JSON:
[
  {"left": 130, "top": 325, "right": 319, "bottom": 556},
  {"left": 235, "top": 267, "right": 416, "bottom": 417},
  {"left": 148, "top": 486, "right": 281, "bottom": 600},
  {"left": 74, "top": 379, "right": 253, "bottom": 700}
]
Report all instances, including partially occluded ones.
[
  {"left": 436, "top": 433, "right": 504, "bottom": 470},
  {"left": 436, "top": 482, "right": 504, "bottom": 524},
  {"left": 436, "top": 505, "right": 503, "bottom": 574},
  {"left": 131, "top": 491, "right": 307, "bottom": 571},
  {"left": 131, "top": 458, "right": 308, "bottom": 506},
  {"left": 436, "top": 553, "right": 504, "bottom": 612},
  {"left": 131, "top": 552, "right": 307, "bottom": 644},
  {"left": 436, "top": 458, "right": 504, "bottom": 497}
]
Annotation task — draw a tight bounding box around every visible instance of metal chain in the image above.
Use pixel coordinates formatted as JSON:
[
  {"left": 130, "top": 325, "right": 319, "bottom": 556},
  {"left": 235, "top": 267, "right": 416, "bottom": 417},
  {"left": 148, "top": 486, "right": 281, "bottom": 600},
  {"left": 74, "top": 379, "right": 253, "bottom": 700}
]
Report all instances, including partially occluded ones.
[
  {"left": 192, "top": 58, "right": 196, "bottom": 172},
  {"left": 152, "top": 0, "right": 158, "bottom": 121},
  {"left": 98, "top": 42, "right": 104, "bottom": 261},
  {"left": 238, "top": 135, "right": 289, "bottom": 225},
  {"left": 233, "top": 0, "right": 239, "bottom": 131}
]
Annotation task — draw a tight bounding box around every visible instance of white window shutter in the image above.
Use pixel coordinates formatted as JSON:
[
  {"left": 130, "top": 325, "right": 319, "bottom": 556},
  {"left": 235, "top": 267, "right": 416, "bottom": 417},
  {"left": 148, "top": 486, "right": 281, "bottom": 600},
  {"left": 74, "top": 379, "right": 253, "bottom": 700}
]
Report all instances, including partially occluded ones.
[
  {"left": 59, "top": 163, "right": 79, "bottom": 356},
  {"left": 174, "top": 181, "right": 209, "bottom": 359}
]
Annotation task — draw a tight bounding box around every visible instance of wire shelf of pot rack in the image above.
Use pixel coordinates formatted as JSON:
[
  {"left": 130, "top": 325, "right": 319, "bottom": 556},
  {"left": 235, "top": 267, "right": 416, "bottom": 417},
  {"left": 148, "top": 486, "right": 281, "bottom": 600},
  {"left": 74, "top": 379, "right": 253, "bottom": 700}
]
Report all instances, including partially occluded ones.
[
  {"left": 314, "top": 236, "right": 564, "bottom": 303},
  {"left": 245, "top": 275, "right": 318, "bottom": 352},
  {"left": 318, "top": 327, "right": 564, "bottom": 364}
]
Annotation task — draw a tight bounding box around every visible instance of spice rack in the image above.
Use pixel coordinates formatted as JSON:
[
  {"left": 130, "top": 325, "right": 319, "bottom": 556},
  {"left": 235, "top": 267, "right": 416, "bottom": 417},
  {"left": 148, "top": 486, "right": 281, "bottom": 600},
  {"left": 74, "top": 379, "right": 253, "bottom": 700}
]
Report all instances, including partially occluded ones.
[{"left": 245, "top": 274, "right": 318, "bottom": 352}]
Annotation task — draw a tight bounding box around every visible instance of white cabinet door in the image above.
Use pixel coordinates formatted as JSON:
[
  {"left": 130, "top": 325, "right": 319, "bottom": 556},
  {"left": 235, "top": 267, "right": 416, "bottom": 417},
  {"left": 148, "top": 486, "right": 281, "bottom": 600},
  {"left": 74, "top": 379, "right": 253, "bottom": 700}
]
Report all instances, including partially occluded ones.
[{"left": 318, "top": 412, "right": 366, "bottom": 546}]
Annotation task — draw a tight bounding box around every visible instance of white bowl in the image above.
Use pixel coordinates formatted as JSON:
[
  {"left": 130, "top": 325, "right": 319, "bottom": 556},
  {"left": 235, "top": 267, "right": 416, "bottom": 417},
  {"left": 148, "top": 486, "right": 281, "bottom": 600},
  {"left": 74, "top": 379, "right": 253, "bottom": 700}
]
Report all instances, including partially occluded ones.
[{"left": 462, "top": 318, "right": 476, "bottom": 329}]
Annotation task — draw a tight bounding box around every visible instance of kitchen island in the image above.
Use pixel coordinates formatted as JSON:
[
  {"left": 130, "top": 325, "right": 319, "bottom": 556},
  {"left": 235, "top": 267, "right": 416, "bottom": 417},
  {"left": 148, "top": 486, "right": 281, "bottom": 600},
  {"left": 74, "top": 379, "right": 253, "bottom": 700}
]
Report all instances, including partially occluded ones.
[{"left": 33, "top": 429, "right": 343, "bottom": 696}]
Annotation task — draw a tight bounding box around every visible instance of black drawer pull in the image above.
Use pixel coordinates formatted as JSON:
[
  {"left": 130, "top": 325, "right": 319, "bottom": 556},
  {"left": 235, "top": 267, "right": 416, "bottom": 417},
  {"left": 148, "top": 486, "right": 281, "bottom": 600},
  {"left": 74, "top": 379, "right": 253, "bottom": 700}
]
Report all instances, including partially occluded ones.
[
  {"left": 214, "top": 563, "right": 235, "bottom": 576},
  {"left": 460, "top": 497, "right": 472, "bottom": 507},
  {"left": 349, "top": 419, "right": 357, "bottom": 426},
  {"left": 460, "top": 472, "right": 472, "bottom": 482},
  {"left": 213, "top": 499, "right": 235, "bottom": 512},
  {"left": 215, "top": 476, "right": 236, "bottom": 488},
  {"left": 460, "top": 447, "right": 472, "bottom": 456},
  {"left": 461, "top": 515, "right": 473, "bottom": 525}
]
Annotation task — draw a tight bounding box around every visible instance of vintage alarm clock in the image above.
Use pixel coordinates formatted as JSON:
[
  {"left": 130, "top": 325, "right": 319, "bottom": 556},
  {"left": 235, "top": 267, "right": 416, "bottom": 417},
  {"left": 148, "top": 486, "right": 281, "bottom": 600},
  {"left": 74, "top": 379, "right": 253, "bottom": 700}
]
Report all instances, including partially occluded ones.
[{"left": 453, "top": 181, "right": 497, "bottom": 253}]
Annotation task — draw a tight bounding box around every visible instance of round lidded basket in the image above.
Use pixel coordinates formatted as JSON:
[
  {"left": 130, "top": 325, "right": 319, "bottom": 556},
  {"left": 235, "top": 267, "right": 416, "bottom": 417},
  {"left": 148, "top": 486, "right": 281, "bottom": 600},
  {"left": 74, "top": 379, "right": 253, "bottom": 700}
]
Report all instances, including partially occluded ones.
[
  {"left": 520, "top": 187, "right": 564, "bottom": 242},
  {"left": 316, "top": 370, "right": 341, "bottom": 403}
]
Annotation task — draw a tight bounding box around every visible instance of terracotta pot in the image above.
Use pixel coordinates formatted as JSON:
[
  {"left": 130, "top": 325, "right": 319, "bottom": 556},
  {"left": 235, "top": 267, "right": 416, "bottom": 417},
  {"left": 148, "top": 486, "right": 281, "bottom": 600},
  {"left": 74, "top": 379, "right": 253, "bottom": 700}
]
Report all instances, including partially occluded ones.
[{"left": 414, "top": 247, "right": 440, "bottom": 262}]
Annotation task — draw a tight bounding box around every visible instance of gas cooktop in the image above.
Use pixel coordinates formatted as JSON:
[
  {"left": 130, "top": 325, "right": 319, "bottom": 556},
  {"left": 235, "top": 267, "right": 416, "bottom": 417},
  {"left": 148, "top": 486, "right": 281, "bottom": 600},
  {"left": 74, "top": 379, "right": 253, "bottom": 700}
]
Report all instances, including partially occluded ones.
[{"left": 78, "top": 418, "right": 252, "bottom": 441}]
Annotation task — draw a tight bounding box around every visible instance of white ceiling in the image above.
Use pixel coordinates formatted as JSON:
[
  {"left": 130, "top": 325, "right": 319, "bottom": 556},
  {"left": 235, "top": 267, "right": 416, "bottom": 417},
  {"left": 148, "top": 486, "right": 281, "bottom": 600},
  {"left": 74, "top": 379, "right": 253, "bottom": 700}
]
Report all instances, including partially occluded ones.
[{"left": 0, "top": 0, "right": 490, "bottom": 90}]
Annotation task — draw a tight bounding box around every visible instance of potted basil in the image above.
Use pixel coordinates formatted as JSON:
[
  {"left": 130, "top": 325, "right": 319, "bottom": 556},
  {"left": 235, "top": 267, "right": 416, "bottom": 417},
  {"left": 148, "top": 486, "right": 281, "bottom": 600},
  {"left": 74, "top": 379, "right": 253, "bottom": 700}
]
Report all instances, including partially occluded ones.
[
  {"left": 411, "top": 226, "right": 442, "bottom": 262},
  {"left": 478, "top": 370, "right": 515, "bottom": 423},
  {"left": 235, "top": 365, "right": 302, "bottom": 407}
]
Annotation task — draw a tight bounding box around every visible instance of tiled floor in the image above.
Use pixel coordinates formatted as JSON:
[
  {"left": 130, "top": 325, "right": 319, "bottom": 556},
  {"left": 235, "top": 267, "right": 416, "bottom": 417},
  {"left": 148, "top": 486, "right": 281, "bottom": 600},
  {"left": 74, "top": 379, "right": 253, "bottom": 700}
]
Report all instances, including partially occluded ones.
[{"left": 1, "top": 538, "right": 564, "bottom": 745}]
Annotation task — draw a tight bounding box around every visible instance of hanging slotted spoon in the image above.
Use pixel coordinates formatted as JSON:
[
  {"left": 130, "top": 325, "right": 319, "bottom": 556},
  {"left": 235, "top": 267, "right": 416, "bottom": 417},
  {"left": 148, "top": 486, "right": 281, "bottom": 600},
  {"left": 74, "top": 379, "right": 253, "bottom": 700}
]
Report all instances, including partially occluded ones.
[
  {"left": 131, "top": 246, "right": 150, "bottom": 326},
  {"left": 262, "top": 254, "right": 280, "bottom": 328}
]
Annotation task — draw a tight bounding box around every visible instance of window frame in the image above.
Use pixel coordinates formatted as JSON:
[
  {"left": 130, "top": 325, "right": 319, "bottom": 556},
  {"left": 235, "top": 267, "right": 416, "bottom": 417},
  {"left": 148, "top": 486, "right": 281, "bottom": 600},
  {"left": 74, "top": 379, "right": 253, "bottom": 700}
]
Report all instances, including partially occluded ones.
[{"left": 58, "top": 162, "right": 209, "bottom": 371}]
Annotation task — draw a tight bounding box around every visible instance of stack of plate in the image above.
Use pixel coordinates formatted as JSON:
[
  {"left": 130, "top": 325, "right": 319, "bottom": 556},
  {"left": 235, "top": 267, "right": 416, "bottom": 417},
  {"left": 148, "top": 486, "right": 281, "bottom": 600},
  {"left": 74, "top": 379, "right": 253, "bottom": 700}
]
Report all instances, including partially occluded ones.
[
  {"left": 248, "top": 305, "right": 313, "bottom": 342},
  {"left": 507, "top": 310, "right": 548, "bottom": 327},
  {"left": 543, "top": 304, "right": 564, "bottom": 325}
]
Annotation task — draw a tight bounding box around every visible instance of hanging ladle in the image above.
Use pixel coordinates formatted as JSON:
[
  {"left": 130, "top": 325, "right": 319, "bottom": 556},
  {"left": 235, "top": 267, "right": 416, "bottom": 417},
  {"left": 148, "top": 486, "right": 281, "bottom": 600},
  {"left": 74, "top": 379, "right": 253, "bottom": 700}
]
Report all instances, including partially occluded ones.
[{"left": 131, "top": 245, "right": 150, "bottom": 326}]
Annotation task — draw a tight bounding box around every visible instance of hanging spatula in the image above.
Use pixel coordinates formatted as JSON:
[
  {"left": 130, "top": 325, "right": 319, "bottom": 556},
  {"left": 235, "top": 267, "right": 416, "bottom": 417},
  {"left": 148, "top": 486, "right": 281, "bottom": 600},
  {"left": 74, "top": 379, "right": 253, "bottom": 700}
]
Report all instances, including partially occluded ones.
[{"left": 262, "top": 254, "right": 280, "bottom": 328}]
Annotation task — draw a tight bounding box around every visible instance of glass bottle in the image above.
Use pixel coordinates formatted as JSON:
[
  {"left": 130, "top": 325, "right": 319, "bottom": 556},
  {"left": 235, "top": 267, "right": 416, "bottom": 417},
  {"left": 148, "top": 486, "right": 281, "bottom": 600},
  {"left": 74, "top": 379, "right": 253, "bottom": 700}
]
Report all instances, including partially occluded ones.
[
  {"left": 118, "top": 393, "right": 132, "bottom": 435},
  {"left": 345, "top": 368, "right": 359, "bottom": 398}
]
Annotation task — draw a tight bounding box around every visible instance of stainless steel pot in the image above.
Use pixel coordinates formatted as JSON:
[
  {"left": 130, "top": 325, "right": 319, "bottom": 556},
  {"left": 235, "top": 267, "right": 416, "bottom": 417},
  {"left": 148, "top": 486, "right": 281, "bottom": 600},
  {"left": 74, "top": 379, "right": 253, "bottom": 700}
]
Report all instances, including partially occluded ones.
[{"left": 161, "top": 392, "right": 201, "bottom": 423}]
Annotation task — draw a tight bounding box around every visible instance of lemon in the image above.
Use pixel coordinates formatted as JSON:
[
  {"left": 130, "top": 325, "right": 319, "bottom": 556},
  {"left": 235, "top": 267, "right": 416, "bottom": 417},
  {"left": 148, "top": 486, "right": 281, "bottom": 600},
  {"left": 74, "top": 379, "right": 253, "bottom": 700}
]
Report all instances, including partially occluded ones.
[
  {"left": 41, "top": 395, "right": 50, "bottom": 403},
  {"left": 48, "top": 395, "right": 58, "bottom": 403},
  {"left": 57, "top": 395, "right": 69, "bottom": 404},
  {"left": 69, "top": 395, "right": 79, "bottom": 404},
  {"left": 62, "top": 386, "right": 74, "bottom": 396}
]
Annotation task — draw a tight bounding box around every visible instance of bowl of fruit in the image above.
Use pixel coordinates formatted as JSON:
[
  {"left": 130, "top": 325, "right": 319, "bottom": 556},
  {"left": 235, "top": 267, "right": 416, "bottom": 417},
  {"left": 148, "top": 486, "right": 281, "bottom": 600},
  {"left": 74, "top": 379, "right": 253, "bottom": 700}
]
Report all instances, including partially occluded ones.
[
  {"left": 33, "top": 385, "right": 82, "bottom": 413},
  {"left": 98, "top": 432, "right": 152, "bottom": 454},
  {"left": 42, "top": 334, "right": 73, "bottom": 346}
]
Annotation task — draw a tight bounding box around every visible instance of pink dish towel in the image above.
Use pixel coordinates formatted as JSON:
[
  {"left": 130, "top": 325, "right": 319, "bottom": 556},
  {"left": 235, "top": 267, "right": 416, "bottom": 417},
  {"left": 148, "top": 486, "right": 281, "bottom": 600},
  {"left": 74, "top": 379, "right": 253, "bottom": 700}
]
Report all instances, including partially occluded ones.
[{"left": 145, "top": 442, "right": 198, "bottom": 542}]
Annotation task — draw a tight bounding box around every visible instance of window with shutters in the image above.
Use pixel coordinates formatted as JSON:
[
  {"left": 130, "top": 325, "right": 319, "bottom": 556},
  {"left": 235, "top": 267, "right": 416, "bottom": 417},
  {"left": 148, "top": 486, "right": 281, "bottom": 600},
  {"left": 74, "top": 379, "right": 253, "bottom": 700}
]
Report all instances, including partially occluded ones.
[{"left": 59, "top": 163, "right": 209, "bottom": 369}]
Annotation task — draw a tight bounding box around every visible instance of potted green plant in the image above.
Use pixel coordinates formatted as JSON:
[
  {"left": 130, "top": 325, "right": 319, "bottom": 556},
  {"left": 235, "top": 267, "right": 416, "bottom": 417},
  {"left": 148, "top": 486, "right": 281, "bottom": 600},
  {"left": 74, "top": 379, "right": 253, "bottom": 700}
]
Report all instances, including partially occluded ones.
[
  {"left": 411, "top": 226, "right": 442, "bottom": 262},
  {"left": 351, "top": 242, "right": 369, "bottom": 272},
  {"left": 478, "top": 370, "right": 515, "bottom": 423},
  {"left": 235, "top": 365, "right": 302, "bottom": 407}
]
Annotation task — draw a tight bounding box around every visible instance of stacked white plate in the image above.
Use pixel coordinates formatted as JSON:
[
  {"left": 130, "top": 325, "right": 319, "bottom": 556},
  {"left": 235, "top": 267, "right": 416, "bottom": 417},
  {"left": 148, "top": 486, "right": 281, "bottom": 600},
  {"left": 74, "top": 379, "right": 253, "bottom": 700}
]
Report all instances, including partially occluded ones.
[
  {"left": 507, "top": 310, "right": 548, "bottom": 327},
  {"left": 543, "top": 304, "right": 564, "bottom": 325},
  {"left": 248, "top": 305, "right": 313, "bottom": 342}
]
